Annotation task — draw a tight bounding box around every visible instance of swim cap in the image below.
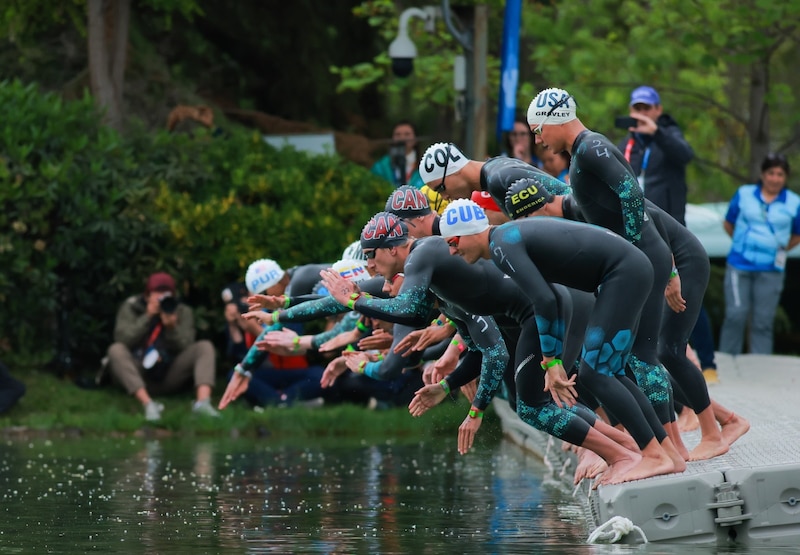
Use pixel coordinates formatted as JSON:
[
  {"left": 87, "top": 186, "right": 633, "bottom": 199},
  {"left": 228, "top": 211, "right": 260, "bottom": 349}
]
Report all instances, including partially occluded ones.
[
  {"left": 527, "top": 88, "right": 577, "bottom": 127},
  {"left": 505, "top": 178, "right": 553, "bottom": 220},
  {"left": 245, "top": 259, "right": 285, "bottom": 294},
  {"left": 360, "top": 211, "right": 410, "bottom": 250},
  {"left": 470, "top": 190, "right": 502, "bottom": 212},
  {"left": 439, "top": 199, "right": 490, "bottom": 238},
  {"left": 419, "top": 142, "right": 469, "bottom": 185},
  {"left": 385, "top": 185, "right": 431, "bottom": 218},
  {"left": 332, "top": 259, "right": 371, "bottom": 284},
  {"left": 341, "top": 240, "right": 367, "bottom": 261}
]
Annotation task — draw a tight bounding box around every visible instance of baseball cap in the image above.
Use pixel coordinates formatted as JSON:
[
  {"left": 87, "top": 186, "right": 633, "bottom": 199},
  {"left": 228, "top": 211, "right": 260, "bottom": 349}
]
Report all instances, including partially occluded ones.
[
  {"left": 505, "top": 178, "right": 553, "bottom": 220},
  {"left": 439, "top": 199, "right": 490, "bottom": 238},
  {"left": 360, "top": 212, "right": 410, "bottom": 250},
  {"left": 470, "top": 190, "right": 502, "bottom": 212},
  {"left": 629, "top": 86, "right": 660, "bottom": 106},
  {"left": 332, "top": 259, "right": 371, "bottom": 284},
  {"left": 146, "top": 272, "right": 175, "bottom": 293},
  {"left": 419, "top": 142, "right": 469, "bottom": 185},
  {"left": 527, "top": 88, "right": 577, "bottom": 127},
  {"left": 245, "top": 259, "right": 285, "bottom": 294},
  {"left": 385, "top": 185, "right": 432, "bottom": 218}
]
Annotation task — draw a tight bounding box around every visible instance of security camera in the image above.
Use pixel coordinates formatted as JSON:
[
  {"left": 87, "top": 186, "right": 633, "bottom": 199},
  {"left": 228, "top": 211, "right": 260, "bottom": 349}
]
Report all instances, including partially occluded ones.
[
  {"left": 389, "top": 33, "right": 417, "bottom": 78},
  {"left": 388, "top": 7, "right": 437, "bottom": 78}
]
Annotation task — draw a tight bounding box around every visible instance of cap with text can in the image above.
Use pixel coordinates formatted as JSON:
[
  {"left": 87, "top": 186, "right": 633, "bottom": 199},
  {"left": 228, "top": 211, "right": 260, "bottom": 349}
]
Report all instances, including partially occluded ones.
[
  {"left": 439, "top": 199, "right": 490, "bottom": 238},
  {"left": 332, "top": 259, "right": 371, "bottom": 284},
  {"left": 245, "top": 259, "right": 285, "bottom": 294},
  {"left": 419, "top": 142, "right": 469, "bottom": 185},
  {"left": 527, "top": 88, "right": 577, "bottom": 127},
  {"left": 360, "top": 211, "right": 410, "bottom": 250},
  {"left": 630, "top": 86, "right": 660, "bottom": 106},
  {"left": 385, "top": 185, "right": 431, "bottom": 218}
]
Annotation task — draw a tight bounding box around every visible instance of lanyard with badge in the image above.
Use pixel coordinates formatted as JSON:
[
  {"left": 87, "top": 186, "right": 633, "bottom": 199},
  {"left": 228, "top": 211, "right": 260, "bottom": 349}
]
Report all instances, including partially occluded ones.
[{"left": 624, "top": 137, "right": 650, "bottom": 192}]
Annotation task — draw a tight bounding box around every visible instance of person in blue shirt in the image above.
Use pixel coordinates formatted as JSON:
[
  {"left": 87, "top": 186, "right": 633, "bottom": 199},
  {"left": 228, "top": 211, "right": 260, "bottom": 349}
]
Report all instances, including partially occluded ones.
[{"left": 719, "top": 153, "right": 800, "bottom": 355}]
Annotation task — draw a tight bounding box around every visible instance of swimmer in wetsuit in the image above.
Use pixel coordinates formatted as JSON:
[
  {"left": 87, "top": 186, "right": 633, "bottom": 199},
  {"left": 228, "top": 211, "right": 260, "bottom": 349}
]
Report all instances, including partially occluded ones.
[
  {"left": 525, "top": 87, "right": 688, "bottom": 459},
  {"left": 504, "top": 176, "right": 749, "bottom": 459},
  {"left": 441, "top": 198, "right": 686, "bottom": 483},
  {"left": 320, "top": 211, "right": 640, "bottom": 472}
]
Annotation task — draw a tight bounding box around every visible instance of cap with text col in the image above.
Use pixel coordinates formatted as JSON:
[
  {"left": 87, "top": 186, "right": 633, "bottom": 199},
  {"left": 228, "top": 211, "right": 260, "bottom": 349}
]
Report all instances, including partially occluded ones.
[
  {"left": 439, "top": 199, "right": 490, "bottom": 238},
  {"left": 418, "top": 142, "right": 469, "bottom": 185}
]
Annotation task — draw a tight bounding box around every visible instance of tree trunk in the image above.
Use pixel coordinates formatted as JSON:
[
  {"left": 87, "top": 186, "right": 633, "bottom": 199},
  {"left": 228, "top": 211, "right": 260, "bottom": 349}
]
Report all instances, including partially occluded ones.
[
  {"left": 87, "top": 0, "right": 130, "bottom": 132},
  {"left": 748, "top": 59, "right": 770, "bottom": 181}
]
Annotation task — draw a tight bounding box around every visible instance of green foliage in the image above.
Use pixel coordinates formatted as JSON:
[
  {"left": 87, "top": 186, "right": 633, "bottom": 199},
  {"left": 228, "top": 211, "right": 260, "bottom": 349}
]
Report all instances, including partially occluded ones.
[{"left": 0, "top": 80, "right": 392, "bottom": 369}]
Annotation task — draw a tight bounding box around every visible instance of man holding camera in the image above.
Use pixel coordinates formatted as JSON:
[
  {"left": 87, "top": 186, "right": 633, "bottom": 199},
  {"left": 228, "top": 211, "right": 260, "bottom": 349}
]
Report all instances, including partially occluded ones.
[
  {"left": 106, "top": 272, "right": 219, "bottom": 421},
  {"left": 617, "top": 85, "right": 694, "bottom": 226}
]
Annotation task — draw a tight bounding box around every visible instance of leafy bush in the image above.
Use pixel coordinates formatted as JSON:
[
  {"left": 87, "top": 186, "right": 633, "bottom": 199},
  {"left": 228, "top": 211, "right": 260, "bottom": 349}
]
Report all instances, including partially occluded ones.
[{"left": 0, "top": 79, "right": 392, "bottom": 372}]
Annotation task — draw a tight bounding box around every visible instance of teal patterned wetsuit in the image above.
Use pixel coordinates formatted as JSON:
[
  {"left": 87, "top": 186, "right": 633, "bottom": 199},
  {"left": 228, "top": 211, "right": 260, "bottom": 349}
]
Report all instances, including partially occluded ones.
[{"left": 488, "top": 217, "right": 667, "bottom": 450}]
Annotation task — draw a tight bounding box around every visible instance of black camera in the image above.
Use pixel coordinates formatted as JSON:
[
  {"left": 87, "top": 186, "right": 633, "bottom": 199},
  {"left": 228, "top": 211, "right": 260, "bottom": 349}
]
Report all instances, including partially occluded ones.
[
  {"left": 159, "top": 294, "right": 178, "bottom": 314},
  {"left": 221, "top": 282, "right": 249, "bottom": 313}
]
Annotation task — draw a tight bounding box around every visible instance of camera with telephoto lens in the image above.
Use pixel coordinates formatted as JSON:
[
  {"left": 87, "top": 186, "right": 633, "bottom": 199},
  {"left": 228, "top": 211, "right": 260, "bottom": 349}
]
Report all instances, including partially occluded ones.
[
  {"left": 158, "top": 293, "right": 178, "bottom": 314},
  {"left": 221, "top": 282, "right": 249, "bottom": 314}
]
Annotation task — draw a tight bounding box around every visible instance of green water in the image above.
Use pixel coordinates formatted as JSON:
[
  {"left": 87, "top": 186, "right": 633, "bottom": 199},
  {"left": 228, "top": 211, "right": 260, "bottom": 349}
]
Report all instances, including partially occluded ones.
[
  {"left": 0, "top": 436, "right": 596, "bottom": 553},
  {"left": 1, "top": 436, "right": 795, "bottom": 554}
]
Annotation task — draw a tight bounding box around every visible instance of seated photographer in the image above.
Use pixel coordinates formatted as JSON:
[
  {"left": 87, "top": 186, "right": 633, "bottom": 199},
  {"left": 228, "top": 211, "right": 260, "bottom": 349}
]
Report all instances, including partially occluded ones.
[{"left": 105, "top": 272, "right": 219, "bottom": 421}]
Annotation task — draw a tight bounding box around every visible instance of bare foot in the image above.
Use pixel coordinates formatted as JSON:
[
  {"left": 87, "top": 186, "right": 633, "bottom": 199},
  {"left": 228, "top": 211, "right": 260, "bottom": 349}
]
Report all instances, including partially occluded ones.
[
  {"left": 598, "top": 450, "right": 643, "bottom": 486},
  {"left": 661, "top": 438, "right": 688, "bottom": 473},
  {"left": 720, "top": 413, "right": 750, "bottom": 446},
  {"left": 677, "top": 409, "right": 700, "bottom": 432},
  {"left": 574, "top": 448, "right": 609, "bottom": 484},
  {"left": 665, "top": 421, "right": 690, "bottom": 462},
  {"left": 614, "top": 448, "right": 675, "bottom": 484},
  {"left": 688, "top": 438, "right": 729, "bottom": 461}
]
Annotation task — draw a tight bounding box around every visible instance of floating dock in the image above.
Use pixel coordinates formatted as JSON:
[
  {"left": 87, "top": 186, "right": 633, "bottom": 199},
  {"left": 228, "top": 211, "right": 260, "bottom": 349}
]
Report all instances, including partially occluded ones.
[{"left": 493, "top": 353, "right": 800, "bottom": 546}]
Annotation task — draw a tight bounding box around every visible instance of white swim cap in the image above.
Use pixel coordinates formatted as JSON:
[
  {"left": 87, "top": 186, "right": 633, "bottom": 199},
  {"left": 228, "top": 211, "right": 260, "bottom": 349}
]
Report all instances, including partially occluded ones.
[
  {"left": 332, "top": 259, "right": 371, "bottom": 284},
  {"left": 439, "top": 199, "right": 490, "bottom": 238},
  {"left": 341, "top": 240, "right": 366, "bottom": 261},
  {"left": 527, "top": 88, "right": 577, "bottom": 127},
  {"left": 245, "top": 259, "right": 285, "bottom": 294},
  {"left": 419, "top": 142, "right": 469, "bottom": 185}
]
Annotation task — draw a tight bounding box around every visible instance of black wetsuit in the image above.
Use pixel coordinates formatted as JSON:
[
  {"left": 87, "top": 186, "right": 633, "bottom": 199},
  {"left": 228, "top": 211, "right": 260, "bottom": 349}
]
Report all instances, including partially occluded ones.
[
  {"left": 488, "top": 218, "right": 667, "bottom": 450},
  {"left": 647, "top": 202, "right": 712, "bottom": 415},
  {"left": 352, "top": 235, "right": 606, "bottom": 447}
]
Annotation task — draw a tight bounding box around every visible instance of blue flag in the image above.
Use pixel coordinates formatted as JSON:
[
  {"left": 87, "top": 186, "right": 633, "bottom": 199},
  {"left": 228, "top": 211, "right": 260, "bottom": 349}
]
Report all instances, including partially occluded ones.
[{"left": 496, "top": 0, "right": 522, "bottom": 143}]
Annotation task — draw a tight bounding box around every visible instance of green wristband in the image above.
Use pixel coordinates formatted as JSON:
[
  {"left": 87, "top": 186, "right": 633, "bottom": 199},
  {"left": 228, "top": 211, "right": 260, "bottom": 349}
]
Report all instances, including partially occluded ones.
[
  {"left": 271, "top": 311, "right": 280, "bottom": 324},
  {"left": 468, "top": 409, "right": 484, "bottom": 419},
  {"left": 540, "top": 358, "right": 562, "bottom": 370},
  {"left": 439, "top": 379, "right": 450, "bottom": 395}
]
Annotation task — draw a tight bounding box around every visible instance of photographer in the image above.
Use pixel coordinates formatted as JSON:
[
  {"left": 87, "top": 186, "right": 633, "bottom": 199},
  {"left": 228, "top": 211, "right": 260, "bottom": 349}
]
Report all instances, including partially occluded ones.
[{"left": 105, "top": 272, "right": 219, "bottom": 421}]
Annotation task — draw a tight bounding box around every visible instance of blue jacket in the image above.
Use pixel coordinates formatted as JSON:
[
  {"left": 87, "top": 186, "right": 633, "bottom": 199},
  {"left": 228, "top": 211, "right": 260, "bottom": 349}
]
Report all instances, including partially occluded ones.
[{"left": 725, "top": 184, "right": 800, "bottom": 272}]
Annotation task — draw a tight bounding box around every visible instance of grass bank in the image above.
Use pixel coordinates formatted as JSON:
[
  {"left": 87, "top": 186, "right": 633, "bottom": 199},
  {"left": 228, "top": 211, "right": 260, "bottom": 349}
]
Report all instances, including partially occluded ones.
[{"left": 1, "top": 370, "right": 498, "bottom": 442}]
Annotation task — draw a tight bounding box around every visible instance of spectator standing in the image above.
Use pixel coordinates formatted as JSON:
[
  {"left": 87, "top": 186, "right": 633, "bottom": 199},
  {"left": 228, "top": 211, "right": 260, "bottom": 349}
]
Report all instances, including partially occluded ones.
[
  {"left": 719, "top": 154, "right": 800, "bottom": 355},
  {"left": 106, "top": 272, "right": 218, "bottom": 421},
  {"left": 619, "top": 85, "right": 719, "bottom": 383}
]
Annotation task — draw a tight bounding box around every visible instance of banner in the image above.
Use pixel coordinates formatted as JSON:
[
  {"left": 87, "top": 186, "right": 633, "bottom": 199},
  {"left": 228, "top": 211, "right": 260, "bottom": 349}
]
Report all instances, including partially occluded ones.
[{"left": 496, "top": 0, "right": 522, "bottom": 143}]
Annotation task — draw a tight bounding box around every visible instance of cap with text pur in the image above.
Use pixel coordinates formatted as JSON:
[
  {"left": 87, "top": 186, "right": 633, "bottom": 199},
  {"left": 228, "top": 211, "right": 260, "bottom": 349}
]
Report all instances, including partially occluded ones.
[
  {"left": 418, "top": 142, "right": 469, "bottom": 185},
  {"left": 505, "top": 178, "right": 553, "bottom": 220},
  {"left": 439, "top": 199, "right": 490, "bottom": 238},
  {"left": 146, "top": 272, "right": 176, "bottom": 294},
  {"left": 245, "top": 259, "right": 285, "bottom": 294},
  {"left": 332, "top": 259, "right": 371, "bottom": 284},
  {"left": 527, "top": 88, "right": 578, "bottom": 127},
  {"left": 385, "top": 185, "right": 431, "bottom": 218},
  {"left": 360, "top": 211, "right": 410, "bottom": 250},
  {"left": 630, "top": 86, "right": 660, "bottom": 107}
]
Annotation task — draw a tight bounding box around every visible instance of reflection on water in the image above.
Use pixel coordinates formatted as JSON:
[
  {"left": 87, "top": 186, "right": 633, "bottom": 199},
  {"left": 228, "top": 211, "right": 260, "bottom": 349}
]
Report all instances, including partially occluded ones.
[
  {"left": 1, "top": 436, "right": 793, "bottom": 554},
  {"left": 0, "top": 436, "right": 593, "bottom": 553}
]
